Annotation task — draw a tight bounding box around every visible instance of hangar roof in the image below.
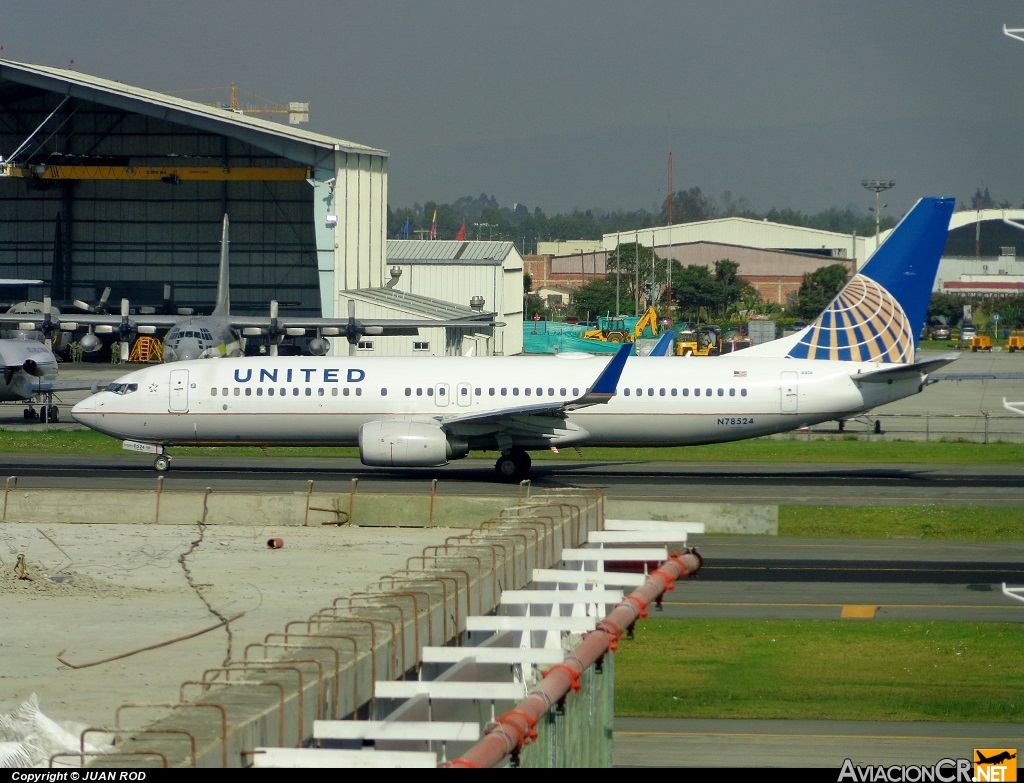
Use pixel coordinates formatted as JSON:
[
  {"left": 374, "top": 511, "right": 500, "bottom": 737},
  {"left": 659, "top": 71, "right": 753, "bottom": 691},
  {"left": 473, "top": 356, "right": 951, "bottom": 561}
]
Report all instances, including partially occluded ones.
[
  {"left": 388, "top": 239, "right": 517, "bottom": 265},
  {"left": 0, "top": 58, "right": 387, "bottom": 159},
  {"left": 346, "top": 287, "right": 496, "bottom": 320}
]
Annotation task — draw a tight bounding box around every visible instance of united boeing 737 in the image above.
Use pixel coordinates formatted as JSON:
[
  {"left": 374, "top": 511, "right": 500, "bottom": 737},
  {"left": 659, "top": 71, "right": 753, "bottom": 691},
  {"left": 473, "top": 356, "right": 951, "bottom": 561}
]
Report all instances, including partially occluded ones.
[{"left": 72, "top": 197, "right": 958, "bottom": 481}]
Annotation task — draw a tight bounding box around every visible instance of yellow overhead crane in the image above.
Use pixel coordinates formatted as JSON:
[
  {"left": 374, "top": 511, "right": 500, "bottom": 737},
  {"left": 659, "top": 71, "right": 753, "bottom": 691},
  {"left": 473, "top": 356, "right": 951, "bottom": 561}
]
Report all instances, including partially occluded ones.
[{"left": 1, "top": 163, "right": 313, "bottom": 181}]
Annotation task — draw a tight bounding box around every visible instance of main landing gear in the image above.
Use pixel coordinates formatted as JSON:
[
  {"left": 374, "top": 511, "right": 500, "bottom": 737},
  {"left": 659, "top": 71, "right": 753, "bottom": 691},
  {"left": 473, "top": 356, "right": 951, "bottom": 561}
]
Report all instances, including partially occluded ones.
[
  {"left": 495, "top": 449, "right": 531, "bottom": 482},
  {"left": 153, "top": 454, "right": 171, "bottom": 472},
  {"left": 23, "top": 405, "right": 59, "bottom": 423}
]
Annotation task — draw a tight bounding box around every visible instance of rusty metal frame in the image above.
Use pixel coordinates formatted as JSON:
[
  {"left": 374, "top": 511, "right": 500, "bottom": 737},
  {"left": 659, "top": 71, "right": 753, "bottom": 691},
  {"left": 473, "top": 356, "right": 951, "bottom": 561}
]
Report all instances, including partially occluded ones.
[
  {"left": 115, "top": 702, "right": 228, "bottom": 768},
  {"left": 182, "top": 676, "right": 285, "bottom": 746}
]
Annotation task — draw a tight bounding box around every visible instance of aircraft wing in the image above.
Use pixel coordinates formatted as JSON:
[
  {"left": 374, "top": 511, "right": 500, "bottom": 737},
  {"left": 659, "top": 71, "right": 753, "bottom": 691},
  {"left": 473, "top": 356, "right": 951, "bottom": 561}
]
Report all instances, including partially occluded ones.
[
  {"left": 436, "top": 343, "right": 631, "bottom": 433},
  {"left": 227, "top": 315, "right": 505, "bottom": 338},
  {"left": 24, "top": 378, "right": 113, "bottom": 394}
]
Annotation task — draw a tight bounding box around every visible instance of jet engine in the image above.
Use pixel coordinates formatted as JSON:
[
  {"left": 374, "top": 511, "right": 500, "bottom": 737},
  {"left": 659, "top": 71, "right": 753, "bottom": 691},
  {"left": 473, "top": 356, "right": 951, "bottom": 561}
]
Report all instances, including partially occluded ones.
[
  {"left": 21, "top": 359, "right": 45, "bottom": 377},
  {"left": 358, "top": 420, "right": 469, "bottom": 467}
]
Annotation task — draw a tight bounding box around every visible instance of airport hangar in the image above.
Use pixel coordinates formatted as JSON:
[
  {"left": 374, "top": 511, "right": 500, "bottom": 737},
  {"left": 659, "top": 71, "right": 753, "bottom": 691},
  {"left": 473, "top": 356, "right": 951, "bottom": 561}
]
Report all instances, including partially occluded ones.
[{"left": 0, "top": 58, "right": 518, "bottom": 357}]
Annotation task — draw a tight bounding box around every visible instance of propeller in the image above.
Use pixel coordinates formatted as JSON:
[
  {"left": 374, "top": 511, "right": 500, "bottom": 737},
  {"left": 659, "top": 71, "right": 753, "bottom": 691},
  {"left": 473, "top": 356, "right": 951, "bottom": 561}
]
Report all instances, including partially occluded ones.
[
  {"left": 263, "top": 299, "right": 307, "bottom": 356},
  {"left": 73, "top": 286, "right": 112, "bottom": 314},
  {"left": 117, "top": 298, "right": 135, "bottom": 361},
  {"left": 344, "top": 299, "right": 383, "bottom": 356},
  {"left": 93, "top": 299, "right": 135, "bottom": 361},
  {"left": 266, "top": 300, "right": 285, "bottom": 357},
  {"left": 39, "top": 296, "right": 60, "bottom": 341}
]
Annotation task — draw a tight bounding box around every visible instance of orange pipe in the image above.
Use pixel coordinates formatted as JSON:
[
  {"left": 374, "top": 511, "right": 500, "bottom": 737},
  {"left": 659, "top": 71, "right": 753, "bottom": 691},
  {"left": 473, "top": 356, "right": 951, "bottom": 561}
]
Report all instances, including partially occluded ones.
[{"left": 445, "top": 548, "right": 702, "bottom": 768}]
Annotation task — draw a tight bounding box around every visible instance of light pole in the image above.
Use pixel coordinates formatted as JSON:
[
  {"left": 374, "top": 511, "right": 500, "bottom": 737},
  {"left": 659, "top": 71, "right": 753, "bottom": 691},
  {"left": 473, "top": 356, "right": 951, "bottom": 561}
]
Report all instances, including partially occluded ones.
[
  {"left": 615, "top": 232, "right": 621, "bottom": 316},
  {"left": 862, "top": 179, "right": 895, "bottom": 251}
]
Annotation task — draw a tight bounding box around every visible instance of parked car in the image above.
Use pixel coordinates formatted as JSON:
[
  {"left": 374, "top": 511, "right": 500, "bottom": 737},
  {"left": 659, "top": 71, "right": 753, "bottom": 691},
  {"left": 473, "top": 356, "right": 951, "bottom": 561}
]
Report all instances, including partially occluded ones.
[
  {"left": 930, "top": 325, "right": 951, "bottom": 340},
  {"left": 959, "top": 323, "right": 977, "bottom": 344}
]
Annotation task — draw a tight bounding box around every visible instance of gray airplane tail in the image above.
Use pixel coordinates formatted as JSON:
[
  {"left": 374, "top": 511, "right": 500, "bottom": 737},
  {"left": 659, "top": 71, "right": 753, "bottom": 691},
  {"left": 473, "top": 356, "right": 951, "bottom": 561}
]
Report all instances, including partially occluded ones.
[{"left": 212, "top": 214, "right": 231, "bottom": 317}]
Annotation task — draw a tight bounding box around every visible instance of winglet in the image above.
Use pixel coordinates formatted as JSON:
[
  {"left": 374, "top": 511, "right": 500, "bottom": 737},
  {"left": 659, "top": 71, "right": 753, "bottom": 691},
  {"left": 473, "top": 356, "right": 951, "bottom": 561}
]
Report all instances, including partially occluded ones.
[
  {"left": 647, "top": 331, "right": 675, "bottom": 356},
  {"left": 567, "top": 343, "right": 631, "bottom": 408}
]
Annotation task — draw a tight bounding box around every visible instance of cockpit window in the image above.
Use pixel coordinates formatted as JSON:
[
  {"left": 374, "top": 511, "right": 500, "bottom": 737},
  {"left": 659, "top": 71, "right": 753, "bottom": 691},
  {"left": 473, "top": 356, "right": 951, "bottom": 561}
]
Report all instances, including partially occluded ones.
[{"left": 105, "top": 382, "right": 139, "bottom": 395}]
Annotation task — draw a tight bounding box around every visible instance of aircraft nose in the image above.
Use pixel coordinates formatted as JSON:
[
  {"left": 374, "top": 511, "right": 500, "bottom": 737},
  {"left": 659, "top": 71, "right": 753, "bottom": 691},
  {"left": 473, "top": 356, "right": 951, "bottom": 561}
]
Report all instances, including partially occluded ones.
[
  {"left": 71, "top": 396, "right": 97, "bottom": 422},
  {"left": 176, "top": 342, "right": 201, "bottom": 361}
]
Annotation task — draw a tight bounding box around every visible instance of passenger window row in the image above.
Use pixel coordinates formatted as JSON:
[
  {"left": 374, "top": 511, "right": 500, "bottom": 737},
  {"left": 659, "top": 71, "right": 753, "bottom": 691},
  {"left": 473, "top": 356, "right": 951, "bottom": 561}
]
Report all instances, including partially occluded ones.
[
  {"left": 211, "top": 387, "right": 364, "bottom": 397},
  {"left": 622, "top": 387, "right": 748, "bottom": 397},
  {"left": 207, "top": 385, "right": 748, "bottom": 400}
]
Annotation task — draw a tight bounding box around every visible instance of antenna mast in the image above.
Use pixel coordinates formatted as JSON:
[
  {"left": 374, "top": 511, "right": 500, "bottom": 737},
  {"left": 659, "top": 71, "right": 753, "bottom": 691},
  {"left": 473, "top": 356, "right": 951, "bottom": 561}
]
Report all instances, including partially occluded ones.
[{"left": 666, "top": 152, "right": 673, "bottom": 225}]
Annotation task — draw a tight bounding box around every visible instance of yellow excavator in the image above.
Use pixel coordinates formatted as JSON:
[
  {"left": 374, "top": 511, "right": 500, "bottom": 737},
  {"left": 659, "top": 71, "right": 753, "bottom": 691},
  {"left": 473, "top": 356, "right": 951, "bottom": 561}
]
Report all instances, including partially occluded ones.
[{"left": 581, "top": 306, "right": 660, "bottom": 344}]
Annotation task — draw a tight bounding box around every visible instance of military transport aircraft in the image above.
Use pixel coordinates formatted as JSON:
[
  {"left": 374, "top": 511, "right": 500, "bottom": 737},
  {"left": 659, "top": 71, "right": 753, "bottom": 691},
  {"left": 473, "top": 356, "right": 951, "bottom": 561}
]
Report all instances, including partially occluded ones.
[{"left": 0, "top": 215, "right": 502, "bottom": 363}]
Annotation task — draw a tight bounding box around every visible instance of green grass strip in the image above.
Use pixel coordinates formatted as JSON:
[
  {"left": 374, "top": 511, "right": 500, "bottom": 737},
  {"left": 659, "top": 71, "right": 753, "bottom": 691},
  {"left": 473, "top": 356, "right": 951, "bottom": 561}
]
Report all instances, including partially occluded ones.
[
  {"left": 1, "top": 430, "right": 1022, "bottom": 464},
  {"left": 779, "top": 506, "right": 1024, "bottom": 541},
  {"left": 615, "top": 619, "right": 1024, "bottom": 723}
]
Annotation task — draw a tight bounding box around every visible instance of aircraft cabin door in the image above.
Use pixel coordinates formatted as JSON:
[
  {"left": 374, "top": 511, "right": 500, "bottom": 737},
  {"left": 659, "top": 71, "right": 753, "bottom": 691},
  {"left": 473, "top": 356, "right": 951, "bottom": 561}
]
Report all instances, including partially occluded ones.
[
  {"left": 434, "top": 383, "right": 450, "bottom": 408},
  {"left": 780, "top": 371, "right": 798, "bottom": 414},
  {"left": 456, "top": 382, "right": 472, "bottom": 407},
  {"left": 169, "top": 369, "right": 190, "bottom": 413}
]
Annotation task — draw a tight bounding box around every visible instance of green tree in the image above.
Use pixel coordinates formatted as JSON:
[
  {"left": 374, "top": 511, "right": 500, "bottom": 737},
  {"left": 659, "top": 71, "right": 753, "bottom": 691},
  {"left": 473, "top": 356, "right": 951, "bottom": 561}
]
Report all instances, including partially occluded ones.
[
  {"left": 569, "top": 277, "right": 619, "bottom": 321},
  {"left": 670, "top": 265, "right": 718, "bottom": 322},
  {"left": 796, "top": 264, "right": 850, "bottom": 320},
  {"left": 927, "top": 293, "right": 971, "bottom": 326},
  {"left": 606, "top": 242, "right": 661, "bottom": 315},
  {"left": 713, "top": 259, "right": 756, "bottom": 320}
]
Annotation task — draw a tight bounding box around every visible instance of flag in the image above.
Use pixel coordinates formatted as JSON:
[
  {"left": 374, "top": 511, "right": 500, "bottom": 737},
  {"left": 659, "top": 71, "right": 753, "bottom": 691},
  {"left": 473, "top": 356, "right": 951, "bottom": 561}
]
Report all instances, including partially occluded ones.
[
  {"left": 430, "top": 209, "right": 437, "bottom": 239},
  {"left": 455, "top": 223, "right": 465, "bottom": 241},
  {"left": 402, "top": 218, "right": 409, "bottom": 239}
]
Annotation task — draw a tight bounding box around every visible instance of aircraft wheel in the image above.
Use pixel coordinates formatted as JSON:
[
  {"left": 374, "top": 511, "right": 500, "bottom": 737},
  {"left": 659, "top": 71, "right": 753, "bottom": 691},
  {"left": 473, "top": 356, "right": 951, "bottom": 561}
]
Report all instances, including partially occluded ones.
[
  {"left": 495, "top": 450, "right": 531, "bottom": 482},
  {"left": 154, "top": 455, "right": 171, "bottom": 472},
  {"left": 23, "top": 407, "right": 36, "bottom": 420},
  {"left": 48, "top": 406, "right": 59, "bottom": 423}
]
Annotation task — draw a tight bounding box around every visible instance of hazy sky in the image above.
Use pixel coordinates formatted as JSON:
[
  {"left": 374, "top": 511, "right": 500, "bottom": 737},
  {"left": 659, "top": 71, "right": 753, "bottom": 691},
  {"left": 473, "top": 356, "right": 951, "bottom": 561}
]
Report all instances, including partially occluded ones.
[{"left": 5, "top": 1, "right": 1024, "bottom": 219}]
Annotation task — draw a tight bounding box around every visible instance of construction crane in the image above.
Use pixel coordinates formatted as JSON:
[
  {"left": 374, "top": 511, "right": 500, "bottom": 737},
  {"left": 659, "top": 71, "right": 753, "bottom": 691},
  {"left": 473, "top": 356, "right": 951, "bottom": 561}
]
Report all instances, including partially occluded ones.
[{"left": 169, "top": 83, "right": 310, "bottom": 125}]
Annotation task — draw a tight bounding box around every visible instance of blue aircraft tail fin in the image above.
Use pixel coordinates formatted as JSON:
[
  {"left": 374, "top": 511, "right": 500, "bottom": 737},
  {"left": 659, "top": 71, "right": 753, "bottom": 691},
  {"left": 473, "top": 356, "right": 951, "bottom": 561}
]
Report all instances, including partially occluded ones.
[
  {"left": 745, "top": 197, "right": 954, "bottom": 364},
  {"left": 647, "top": 331, "right": 675, "bottom": 356}
]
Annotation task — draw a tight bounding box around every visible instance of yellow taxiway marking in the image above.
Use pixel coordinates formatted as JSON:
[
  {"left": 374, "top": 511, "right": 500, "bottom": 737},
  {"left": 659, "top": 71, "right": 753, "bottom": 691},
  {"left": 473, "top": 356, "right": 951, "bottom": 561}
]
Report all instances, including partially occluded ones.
[{"left": 840, "top": 605, "right": 878, "bottom": 618}]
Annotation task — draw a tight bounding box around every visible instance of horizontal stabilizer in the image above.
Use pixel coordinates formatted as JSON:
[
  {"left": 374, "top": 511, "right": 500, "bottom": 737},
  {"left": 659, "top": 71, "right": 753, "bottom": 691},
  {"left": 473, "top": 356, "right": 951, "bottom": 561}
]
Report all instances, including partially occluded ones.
[{"left": 851, "top": 355, "right": 958, "bottom": 384}]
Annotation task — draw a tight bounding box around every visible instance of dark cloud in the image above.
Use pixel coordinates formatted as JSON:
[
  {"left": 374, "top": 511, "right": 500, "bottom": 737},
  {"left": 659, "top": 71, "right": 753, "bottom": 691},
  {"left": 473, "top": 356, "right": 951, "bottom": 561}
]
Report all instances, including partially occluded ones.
[{"left": 5, "top": 1, "right": 1023, "bottom": 216}]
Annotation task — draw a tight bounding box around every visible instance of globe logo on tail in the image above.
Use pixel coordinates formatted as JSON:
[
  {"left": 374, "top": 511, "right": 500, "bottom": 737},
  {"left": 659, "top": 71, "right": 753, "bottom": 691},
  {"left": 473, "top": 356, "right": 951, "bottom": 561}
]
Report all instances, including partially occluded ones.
[{"left": 787, "top": 275, "right": 915, "bottom": 364}]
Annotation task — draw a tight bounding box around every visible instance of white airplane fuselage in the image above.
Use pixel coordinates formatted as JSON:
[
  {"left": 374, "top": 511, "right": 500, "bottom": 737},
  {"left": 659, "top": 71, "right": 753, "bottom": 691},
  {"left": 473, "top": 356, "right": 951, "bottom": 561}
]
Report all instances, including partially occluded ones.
[{"left": 72, "top": 352, "right": 923, "bottom": 449}]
